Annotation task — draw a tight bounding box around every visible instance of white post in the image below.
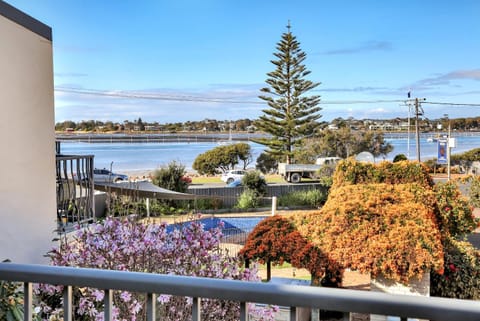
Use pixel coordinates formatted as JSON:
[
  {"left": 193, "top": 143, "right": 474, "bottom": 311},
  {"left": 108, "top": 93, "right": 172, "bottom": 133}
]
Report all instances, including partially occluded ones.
[
  {"left": 271, "top": 196, "right": 277, "bottom": 216},
  {"left": 447, "top": 122, "right": 451, "bottom": 181},
  {"left": 146, "top": 198, "right": 150, "bottom": 217}
]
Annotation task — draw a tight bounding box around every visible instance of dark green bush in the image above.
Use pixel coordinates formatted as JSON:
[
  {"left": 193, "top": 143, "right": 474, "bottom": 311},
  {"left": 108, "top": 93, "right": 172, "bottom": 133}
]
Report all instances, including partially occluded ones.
[
  {"left": 467, "top": 176, "right": 480, "bottom": 208},
  {"left": 152, "top": 161, "right": 189, "bottom": 193},
  {"left": 193, "top": 198, "right": 223, "bottom": 210},
  {"left": 256, "top": 152, "right": 279, "bottom": 174},
  {"left": 242, "top": 171, "right": 267, "bottom": 196},
  {"left": 278, "top": 188, "right": 328, "bottom": 208},
  {"left": 434, "top": 181, "right": 479, "bottom": 238},
  {"left": 393, "top": 154, "right": 407, "bottom": 162},
  {"left": 431, "top": 237, "right": 480, "bottom": 299}
]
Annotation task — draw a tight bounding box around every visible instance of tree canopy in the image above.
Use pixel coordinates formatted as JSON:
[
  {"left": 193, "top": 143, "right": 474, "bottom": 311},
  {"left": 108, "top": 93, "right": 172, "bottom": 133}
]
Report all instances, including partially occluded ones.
[
  {"left": 192, "top": 143, "right": 252, "bottom": 175},
  {"left": 294, "top": 128, "right": 393, "bottom": 163},
  {"left": 254, "top": 24, "right": 321, "bottom": 164}
]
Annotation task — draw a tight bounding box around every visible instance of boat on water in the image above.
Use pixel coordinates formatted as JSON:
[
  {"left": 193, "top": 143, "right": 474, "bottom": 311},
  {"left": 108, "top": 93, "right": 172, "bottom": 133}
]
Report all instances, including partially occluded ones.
[
  {"left": 217, "top": 125, "right": 234, "bottom": 145},
  {"left": 426, "top": 133, "right": 447, "bottom": 143}
]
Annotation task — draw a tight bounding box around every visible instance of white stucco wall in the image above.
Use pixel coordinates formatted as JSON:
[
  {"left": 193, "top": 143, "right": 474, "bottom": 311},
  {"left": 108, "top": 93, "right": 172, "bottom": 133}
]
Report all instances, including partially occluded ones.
[
  {"left": 370, "top": 273, "right": 430, "bottom": 321},
  {"left": 0, "top": 12, "right": 56, "bottom": 263}
]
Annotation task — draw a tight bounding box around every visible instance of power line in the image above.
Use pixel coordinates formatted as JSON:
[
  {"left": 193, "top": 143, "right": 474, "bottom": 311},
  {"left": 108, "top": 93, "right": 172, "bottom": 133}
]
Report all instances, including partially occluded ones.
[
  {"left": 55, "top": 86, "right": 480, "bottom": 107},
  {"left": 55, "top": 87, "right": 257, "bottom": 104},
  {"left": 423, "top": 101, "right": 480, "bottom": 107},
  {"left": 54, "top": 86, "right": 405, "bottom": 105}
]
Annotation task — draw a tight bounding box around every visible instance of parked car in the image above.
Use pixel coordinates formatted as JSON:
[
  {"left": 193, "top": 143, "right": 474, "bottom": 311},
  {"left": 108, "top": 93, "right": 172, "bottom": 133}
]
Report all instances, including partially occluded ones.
[
  {"left": 93, "top": 168, "right": 128, "bottom": 183},
  {"left": 221, "top": 169, "right": 246, "bottom": 184},
  {"left": 226, "top": 179, "right": 243, "bottom": 187}
]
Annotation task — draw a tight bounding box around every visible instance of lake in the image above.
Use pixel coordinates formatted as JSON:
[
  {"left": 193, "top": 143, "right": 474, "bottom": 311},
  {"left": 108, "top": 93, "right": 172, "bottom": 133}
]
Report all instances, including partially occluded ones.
[{"left": 58, "top": 133, "right": 480, "bottom": 173}]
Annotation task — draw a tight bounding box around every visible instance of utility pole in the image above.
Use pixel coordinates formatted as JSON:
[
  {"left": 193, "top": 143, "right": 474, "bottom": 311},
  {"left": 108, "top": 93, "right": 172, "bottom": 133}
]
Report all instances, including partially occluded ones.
[
  {"left": 415, "top": 98, "right": 421, "bottom": 162},
  {"left": 408, "top": 95, "right": 426, "bottom": 162}
]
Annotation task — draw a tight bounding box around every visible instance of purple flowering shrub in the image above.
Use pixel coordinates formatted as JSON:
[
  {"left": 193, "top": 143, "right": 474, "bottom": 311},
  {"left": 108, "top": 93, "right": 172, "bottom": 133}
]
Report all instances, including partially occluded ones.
[{"left": 35, "top": 216, "right": 277, "bottom": 321}]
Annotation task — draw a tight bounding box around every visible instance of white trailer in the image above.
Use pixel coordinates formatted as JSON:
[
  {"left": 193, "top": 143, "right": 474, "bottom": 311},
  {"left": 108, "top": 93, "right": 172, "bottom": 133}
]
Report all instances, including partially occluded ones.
[{"left": 278, "top": 157, "right": 342, "bottom": 183}]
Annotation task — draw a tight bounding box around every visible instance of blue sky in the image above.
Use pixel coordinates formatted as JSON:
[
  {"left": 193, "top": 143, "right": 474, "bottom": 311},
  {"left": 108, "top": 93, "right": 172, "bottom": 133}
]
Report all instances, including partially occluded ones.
[{"left": 7, "top": 0, "right": 480, "bottom": 123}]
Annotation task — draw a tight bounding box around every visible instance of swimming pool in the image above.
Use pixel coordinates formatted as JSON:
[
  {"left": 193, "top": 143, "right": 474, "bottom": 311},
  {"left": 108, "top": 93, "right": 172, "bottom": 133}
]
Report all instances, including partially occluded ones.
[{"left": 167, "top": 216, "right": 267, "bottom": 235}]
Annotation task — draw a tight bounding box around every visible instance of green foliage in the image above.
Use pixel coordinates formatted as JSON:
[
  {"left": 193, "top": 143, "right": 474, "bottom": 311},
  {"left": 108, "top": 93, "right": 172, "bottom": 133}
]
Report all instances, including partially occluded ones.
[
  {"left": 152, "top": 161, "right": 189, "bottom": 193},
  {"left": 255, "top": 152, "right": 279, "bottom": 174},
  {"left": 234, "top": 143, "right": 253, "bottom": 169},
  {"left": 254, "top": 25, "right": 321, "bottom": 164},
  {"left": 242, "top": 171, "right": 267, "bottom": 196},
  {"left": 296, "top": 128, "right": 393, "bottom": 161},
  {"left": 192, "top": 152, "right": 219, "bottom": 175},
  {"left": 393, "top": 154, "right": 407, "bottom": 162},
  {"left": 315, "top": 164, "right": 336, "bottom": 186},
  {"left": 451, "top": 147, "right": 480, "bottom": 162},
  {"left": 193, "top": 143, "right": 252, "bottom": 175},
  {"left": 0, "top": 281, "right": 24, "bottom": 321},
  {"left": 467, "top": 176, "right": 480, "bottom": 208},
  {"left": 433, "top": 181, "right": 478, "bottom": 239},
  {"left": 107, "top": 195, "right": 188, "bottom": 217},
  {"left": 236, "top": 189, "right": 259, "bottom": 209},
  {"left": 361, "top": 131, "right": 394, "bottom": 158},
  {"left": 193, "top": 198, "right": 223, "bottom": 211},
  {"left": 278, "top": 188, "right": 328, "bottom": 208},
  {"left": 431, "top": 237, "right": 480, "bottom": 299}
]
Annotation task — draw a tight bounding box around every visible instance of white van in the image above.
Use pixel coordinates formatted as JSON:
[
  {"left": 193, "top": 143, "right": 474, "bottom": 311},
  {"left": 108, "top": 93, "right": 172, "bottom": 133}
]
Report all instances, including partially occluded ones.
[{"left": 315, "top": 157, "right": 342, "bottom": 166}]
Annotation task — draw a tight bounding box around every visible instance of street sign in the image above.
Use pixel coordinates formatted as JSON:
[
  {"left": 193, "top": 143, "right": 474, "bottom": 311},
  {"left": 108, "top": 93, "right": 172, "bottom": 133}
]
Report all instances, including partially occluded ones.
[{"left": 437, "top": 140, "right": 447, "bottom": 165}]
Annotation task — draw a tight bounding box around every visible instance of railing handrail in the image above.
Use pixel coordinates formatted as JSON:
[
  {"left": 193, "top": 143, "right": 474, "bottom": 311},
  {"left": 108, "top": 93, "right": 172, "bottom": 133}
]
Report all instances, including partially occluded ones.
[{"left": 1, "top": 263, "right": 480, "bottom": 321}]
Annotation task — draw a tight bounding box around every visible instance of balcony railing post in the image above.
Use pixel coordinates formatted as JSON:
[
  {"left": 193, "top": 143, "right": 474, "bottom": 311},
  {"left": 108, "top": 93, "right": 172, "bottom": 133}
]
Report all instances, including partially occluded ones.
[
  {"left": 146, "top": 293, "right": 156, "bottom": 321},
  {"left": 290, "top": 306, "right": 297, "bottom": 321},
  {"left": 63, "top": 285, "right": 73, "bottom": 321},
  {"left": 240, "top": 302, "right": 247, "bottom": 321},
  {"left": 192, "top": 297, "right": 201, "bottom": 321},
  {"left": 104, "top": 289, "right": 113, "bottom": 321},
  {"left": 23, "top": 282, "right": 32, "bottom": 321}
]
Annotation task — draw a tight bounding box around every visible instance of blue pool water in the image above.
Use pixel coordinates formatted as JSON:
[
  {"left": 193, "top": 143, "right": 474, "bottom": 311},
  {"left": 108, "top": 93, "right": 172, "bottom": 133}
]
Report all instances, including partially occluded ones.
[{"left": 167, "top": 216, "right": 266, "bottom": 235}]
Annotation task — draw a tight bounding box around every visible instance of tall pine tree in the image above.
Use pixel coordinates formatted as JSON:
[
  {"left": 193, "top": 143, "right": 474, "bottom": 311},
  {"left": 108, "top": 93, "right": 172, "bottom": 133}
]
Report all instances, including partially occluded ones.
[{"left": 255, "top": 23, "right": 321, "bottom": 164}]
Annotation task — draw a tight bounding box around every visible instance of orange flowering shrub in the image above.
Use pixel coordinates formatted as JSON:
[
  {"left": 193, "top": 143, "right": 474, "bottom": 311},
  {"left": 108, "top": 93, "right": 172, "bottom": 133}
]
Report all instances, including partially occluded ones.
[
  {"left": 241, "top": 158, "right": 480, "bottom": 291},
  {"left": 239, "top": 215, "right": 342, "bottom": 285},
  {"left": 240, "top": 216, "right": 307, "bottom": 266},
  {"left": 308, "top": 183, "right": 444, "bottom": 283},
  {"left": 332, "top": 158, "right": 433, "bottom": 189}
]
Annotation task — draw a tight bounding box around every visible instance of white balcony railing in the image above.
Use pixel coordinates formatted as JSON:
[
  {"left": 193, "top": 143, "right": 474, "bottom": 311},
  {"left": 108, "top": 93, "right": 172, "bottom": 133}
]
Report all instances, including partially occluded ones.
[{"left": 1, "top": 263, "right": 480, "bottom": 321}]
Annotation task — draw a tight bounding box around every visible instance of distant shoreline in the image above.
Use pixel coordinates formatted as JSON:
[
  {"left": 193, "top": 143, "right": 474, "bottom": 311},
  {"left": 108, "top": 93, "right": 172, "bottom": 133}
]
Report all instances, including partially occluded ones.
[{"left": 56, "top": 132, "right": 265, "bottom": 144}]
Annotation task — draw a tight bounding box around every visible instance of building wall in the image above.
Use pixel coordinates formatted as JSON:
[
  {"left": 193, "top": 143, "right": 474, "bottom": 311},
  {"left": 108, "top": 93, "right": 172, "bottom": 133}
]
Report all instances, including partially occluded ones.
[
  {"left": 0, "top": 4, "right": 56, "bottom": 263},
  {"left": 370, "top": 273, "right": 430, "bottom": 321}
]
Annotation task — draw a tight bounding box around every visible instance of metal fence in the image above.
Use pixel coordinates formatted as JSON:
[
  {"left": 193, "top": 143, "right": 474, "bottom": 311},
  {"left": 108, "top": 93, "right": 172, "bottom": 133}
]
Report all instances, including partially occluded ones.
[
  {"left": 220, "top": 227, "right": 250, "bottom": 257},
  {"left": 56, "top": 154, "right": 95, "bottom": 230},
  {"left": 189, "top": 183, "right": 328, "bottom": 207},
  {"left": 1, "top": 263, "right": 480, "bottom": 321}
]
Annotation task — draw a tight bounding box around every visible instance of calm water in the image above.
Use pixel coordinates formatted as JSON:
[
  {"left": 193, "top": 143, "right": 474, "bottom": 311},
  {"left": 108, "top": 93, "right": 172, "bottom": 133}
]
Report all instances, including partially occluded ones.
[
  {"left": 59, "top": 133, "right": 480, "bottom": 173},
  {"left": 59, "top": 140, "right": 266, "bottom": 172},
  {"left": 167, "top": 216, "right": 266, "bottom": 234}
]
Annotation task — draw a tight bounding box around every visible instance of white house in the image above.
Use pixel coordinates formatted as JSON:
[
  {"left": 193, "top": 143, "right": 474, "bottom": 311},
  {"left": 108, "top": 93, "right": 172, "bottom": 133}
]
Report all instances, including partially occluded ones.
[{"left": 0, "top": 2, "right": 56, "bottom": 264}]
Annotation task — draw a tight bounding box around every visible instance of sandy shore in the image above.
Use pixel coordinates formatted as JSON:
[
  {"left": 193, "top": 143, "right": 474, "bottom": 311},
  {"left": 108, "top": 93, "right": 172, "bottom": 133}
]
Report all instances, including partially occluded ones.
[
  {"left": 123, "top": 168, "right": 202, "bottom": 181},
  {"left": 123, "top": 169, "right": 155, "bottom": 180}
]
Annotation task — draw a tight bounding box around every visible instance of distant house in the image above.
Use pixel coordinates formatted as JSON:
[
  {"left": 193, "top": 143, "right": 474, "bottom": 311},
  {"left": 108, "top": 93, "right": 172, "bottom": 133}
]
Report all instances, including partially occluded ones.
[
  {"left": 327, "top": 124, "right": 339, "bottom": 130},
  {"left": 145, "top": 125, "right": 159, "bottom": 131}
]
